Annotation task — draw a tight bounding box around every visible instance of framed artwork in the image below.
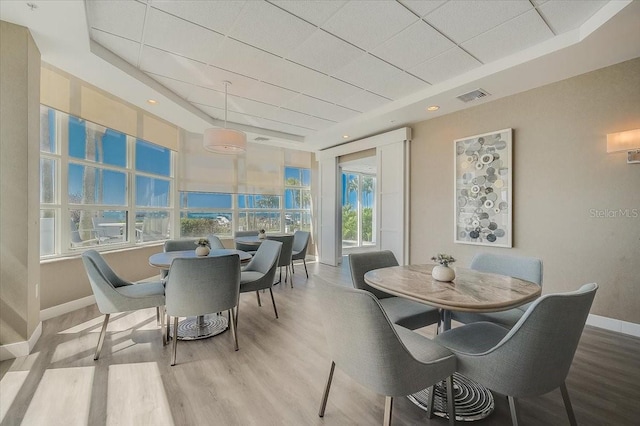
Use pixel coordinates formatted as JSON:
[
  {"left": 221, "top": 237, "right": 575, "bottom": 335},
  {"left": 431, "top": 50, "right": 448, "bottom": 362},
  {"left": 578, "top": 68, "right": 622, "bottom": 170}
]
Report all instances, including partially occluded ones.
[{"left": 454, "top": 128, "right": 512, "bottom": 247}]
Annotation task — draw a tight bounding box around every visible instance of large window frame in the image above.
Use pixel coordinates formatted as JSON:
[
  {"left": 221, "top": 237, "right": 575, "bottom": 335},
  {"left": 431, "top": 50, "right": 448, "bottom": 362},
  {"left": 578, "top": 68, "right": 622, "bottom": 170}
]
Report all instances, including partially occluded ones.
[{"left": 39, "top": 106, "right": 175, "bottom": 258}]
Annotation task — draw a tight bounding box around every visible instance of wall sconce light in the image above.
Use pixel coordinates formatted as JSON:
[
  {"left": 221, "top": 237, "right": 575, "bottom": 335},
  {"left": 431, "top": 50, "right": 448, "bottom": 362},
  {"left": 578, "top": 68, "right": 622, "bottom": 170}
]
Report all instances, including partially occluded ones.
[{"left": 607, "top": 129, "right": 640, "bottom": 164}]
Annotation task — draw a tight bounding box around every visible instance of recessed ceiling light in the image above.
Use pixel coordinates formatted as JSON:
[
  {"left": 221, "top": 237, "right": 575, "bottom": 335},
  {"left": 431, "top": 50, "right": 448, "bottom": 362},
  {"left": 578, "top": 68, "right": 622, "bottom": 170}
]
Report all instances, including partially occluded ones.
[
  {"left": 427, "top": 105, "right": 440, "bottom": 112},
  {"left": 343, "top": 135, "right": 349, "bottom": 139},
  {"left": 147, "top": 99, "right": 158, "bottom": 105}
]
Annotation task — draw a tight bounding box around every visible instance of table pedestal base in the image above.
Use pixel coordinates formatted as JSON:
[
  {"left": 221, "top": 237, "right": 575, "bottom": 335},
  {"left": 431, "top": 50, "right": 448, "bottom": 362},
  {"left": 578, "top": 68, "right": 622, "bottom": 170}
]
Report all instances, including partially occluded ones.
[
  {"left": 171, "top": 314, "right": 228, "bottom": 340},
  {"left": 407, "top": 373, "right": 494, "bottom": 421}
]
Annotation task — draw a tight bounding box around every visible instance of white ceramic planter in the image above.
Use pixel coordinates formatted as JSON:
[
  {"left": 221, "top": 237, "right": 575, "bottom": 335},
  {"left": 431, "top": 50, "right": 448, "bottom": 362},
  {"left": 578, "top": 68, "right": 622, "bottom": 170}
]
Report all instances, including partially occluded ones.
[
  {"left": 195, "top": 245, "right": 210, "bottom": 256},
  {"left": 432, "top": 265, "right": 456, "bottom": 282}
]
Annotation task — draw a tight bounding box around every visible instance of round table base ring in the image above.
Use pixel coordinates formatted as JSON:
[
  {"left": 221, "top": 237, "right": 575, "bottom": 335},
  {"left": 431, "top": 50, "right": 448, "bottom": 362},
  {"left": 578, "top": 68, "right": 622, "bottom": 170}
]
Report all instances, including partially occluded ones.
[
  {"left": 407, "top": 373, "right": 494, "bottom": 422},
  {"left": 170, "top": 314, "right": 228, "bottom": 341}
]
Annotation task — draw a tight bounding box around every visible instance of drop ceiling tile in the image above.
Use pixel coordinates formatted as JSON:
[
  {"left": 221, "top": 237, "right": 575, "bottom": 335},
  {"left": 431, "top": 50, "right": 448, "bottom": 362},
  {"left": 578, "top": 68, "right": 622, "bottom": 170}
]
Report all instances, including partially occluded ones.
[
  {"left": 271, "top": 0, "right": 348, "bottom": 26},
  {"left": 462, "top": 9, "right": 553, "bottom": 63},
  {"left": 268, "top": 108, "right": 335, "bottom": 130},
  {"left": 538, "top": 0, "right": 607, "bottom": 34},
  {"left": 86, "top": 0, "right": 147, "bottom": 42},
  {"left": 321, "top": 1, "right": 418, "bottom": 51},
  {"left": 373, "top": 72, "right": 428, "bottom": 100},
  {"left": 212, "top": 38, "right": 284, "bottom": 81},
  {"left": 399, "top": 0, "right": 447, "bottom": 17},
  {"left": 340, "top": 90, "right": 390, "bottom": 112},
  {"left": 91, "top": 29, "right": 142, "bottom": 66},
  {"left": 234, "top": 81, "right": 299, "bottom": 107},
  {"left": 140, "top": 46, "right": 218, "bottom": 87},
  {"left": 333, "top": 54, "right": 402, "bottom": 92},
  {"left": 227, "top": 97, "right": 282, "bottom": 119},
  {"left": 228, "top": 1, "right": 316, "bottom": 57},
  {"left": 531, "top": 0, "right": 550, "bottom": 5},
  {"left": 260, "top": 118, "right": 316, "bottom": 136},
  {"left": 144, "top": 7, "right": 225, "bottom": 64},
  {"left": 425, "top": 0, "right": 532, "bottom": 44},
  {"left": 287, "top": 29, "right": 363, "bottom": 75},
  {"left": 409, "top": 47, "right": 481, "bottom": 84},
  {"left": 372, "top": 21, "right": 454, "bottom": 69},
  {"left": 282, "top": 95, "right": 360, "bottom": 121},
  {"left": 148, "top": 74, "right": 199, "bottom": 101},
  {"left": 186, "top": 87, "right": 225, "bottom": 108},
  {"left": 150, "top": 1, "right": 247, "bottom": 34}
]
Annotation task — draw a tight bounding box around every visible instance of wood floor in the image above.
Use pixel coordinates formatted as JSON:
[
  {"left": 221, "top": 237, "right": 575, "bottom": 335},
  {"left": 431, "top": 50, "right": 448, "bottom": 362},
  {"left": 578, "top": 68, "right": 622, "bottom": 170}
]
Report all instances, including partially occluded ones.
[{"left": 2, "top": 259, "right": 639, "bottom": 425}]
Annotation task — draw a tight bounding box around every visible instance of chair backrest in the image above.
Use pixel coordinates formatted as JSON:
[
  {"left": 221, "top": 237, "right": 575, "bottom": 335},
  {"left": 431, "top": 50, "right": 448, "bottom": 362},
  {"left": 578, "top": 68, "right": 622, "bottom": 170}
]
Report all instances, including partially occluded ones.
[
  {"left": 165, "top": 254, "right": 241, "bottom": 317},
  {"left": 206, "top": 234, "right": 225, "bottom": 249},
  {"left": 70, "top": 219, "right": 83, "bottom": 244},
  {"left": 292, "top": 230, "right": 310, "bottom": 255},
  {"left": 244, "top": 239, "right": 282, "bottom": 275},
  {"left": 83, "top": 249, "right": 131, "bottom": 288},
  {"left": 470, "top": 253, "right": 543, "bottom": 285},
  {"left": 235, "top": 230, "right": 259, "bottom": 238},
  {"left": 348, "top": 251, "right": 398, "bottom": 299},
  {"left": 317, "top": 280, "right": 455, "bottom": 396},
  {"left": 81, "top": 251, "right": 128, "bottom": 313},
  {"left": 267, "top": 235, "right": 294, "bottom": 267},
  {"left": 164, "top": 238, "right": 198, "bottom": 252},
  {"left": 480, "top": 283, "right": 597, "bottom": 397}
]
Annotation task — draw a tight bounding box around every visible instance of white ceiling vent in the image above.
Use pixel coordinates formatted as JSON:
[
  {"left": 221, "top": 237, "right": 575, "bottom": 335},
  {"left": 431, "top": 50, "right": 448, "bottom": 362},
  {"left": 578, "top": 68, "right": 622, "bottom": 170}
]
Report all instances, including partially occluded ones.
[{"left": 456, "top": 88, "right": 491, "bottom": 103}]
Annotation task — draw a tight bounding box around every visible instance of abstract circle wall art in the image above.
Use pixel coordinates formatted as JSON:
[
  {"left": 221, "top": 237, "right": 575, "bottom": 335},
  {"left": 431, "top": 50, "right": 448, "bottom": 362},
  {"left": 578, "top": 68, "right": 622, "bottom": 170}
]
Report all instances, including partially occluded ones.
[{"left": 454, "top": 128, "right": 512, "bottom": 247}]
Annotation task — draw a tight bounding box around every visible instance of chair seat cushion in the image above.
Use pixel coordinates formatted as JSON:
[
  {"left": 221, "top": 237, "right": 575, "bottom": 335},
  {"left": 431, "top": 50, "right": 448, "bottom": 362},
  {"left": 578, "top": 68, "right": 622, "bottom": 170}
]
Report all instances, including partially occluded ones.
[
  {"left": 379, "top": 297, "right": 440, "bottom": 330},
  {"left": 452, "top": 307, "right": 524, "bottom": 329},
  {"left": 434, "top": 322, "right": 510, "bottom": 355},
  {"left": 393, "top": 325, "right": 455, "bottom": 365},
  {"left": 240, "top": 271, "right": 265, "bottom": 285},
  {"left": 115, "top": 282, "right": 165, "bottom": 311},
  {"left": 291, "top": 250, "right": 303, "bottom": 260}
]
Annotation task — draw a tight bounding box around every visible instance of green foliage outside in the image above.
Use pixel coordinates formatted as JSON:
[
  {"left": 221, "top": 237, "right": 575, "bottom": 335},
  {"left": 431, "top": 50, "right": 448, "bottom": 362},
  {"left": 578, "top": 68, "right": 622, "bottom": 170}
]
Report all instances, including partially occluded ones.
[
  {"left": 180, "top": 218, "right": 231, "bottom": 237},
  {"left": 342, "top": 205, "right": 373, "bottom": 242}
]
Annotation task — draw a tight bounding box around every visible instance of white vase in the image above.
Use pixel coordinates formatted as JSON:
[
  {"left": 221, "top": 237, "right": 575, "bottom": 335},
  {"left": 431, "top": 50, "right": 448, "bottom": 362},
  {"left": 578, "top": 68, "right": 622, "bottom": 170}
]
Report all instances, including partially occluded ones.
[
  {"left": 195, "top": 245, "right": 210, "bottom": 256},
  {"left": 432, "top": 265, "right": 455, "bottom": 282},
  {"left": 258, "top": 232, "right": 267, "bottom": 240}
]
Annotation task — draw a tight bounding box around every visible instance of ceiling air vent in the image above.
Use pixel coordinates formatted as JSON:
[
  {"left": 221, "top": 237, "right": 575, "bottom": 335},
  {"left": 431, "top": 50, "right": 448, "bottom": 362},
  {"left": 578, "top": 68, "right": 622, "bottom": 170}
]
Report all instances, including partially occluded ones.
[
  {"left": 254, "top": 137, "right": 270, "bottom": 142},
  {"left": 456, "top": 88, "right": 491, "bottom": 103}
]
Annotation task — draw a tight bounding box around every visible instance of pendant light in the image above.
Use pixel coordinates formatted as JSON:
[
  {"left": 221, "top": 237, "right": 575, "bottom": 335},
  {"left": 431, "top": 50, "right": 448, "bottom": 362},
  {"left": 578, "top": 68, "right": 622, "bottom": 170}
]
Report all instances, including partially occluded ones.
[{"left": 203, "top": 81, "right": 247, "bottom": 154}]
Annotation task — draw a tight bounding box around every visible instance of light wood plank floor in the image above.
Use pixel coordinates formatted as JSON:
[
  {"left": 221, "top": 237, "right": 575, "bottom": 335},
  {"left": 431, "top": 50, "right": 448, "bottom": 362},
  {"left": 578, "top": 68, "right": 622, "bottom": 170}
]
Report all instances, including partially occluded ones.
[{"left": 2, "top": 260, "right": 639, "bottom": 425}]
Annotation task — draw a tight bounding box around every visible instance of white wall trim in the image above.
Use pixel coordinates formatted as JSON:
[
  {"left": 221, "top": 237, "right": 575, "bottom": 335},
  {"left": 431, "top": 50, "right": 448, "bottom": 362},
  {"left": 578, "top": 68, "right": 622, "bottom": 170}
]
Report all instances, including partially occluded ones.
[
  {"left": 587, "top": 314, "right": 640, "bottom": 338},
  {"left": 0, "top": 322, "right": 42, "bottom": 361},
  {"left": 40, "top": 295, "right": 96, "bottom": 322},
  {"left": 316, "top": 127, "right": 411, "bottom": 160}
]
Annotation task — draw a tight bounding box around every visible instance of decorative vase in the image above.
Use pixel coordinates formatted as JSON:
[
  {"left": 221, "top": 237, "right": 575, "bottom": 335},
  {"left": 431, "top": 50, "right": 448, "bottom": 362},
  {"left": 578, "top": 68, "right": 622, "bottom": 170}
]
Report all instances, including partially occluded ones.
[
  {"left": 195, "top": 245, "right": 210, "bottom": 256},
  {"left": 258, "top": 232, "right": 267, "bottom": 240},
  {"left": 432, "top": 265, "right": 455, "bottom": 282}
]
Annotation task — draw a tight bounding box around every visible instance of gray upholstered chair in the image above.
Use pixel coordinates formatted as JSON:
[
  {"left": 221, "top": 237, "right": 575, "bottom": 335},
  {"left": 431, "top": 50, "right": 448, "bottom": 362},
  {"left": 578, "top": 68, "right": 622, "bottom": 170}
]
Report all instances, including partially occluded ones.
[
  {"left": 291, "top": 230, "right": 310, "bottom": 278},
  {"left": 165, "top": 254, "right": 241, "bottom": 366},
  {"left": 206, "top": 234, "right": 225, "bottom": 249},
  {"left": 235, "top": 230, "right": 259, "bottom": 252},
  {"left": 435, "top": 283, "right": 598, "bottom": 426},
  {"left": 238, "top": 239, "right": 282, "bottom": 322},
  {"left": 267, "top": 234, "right": 294, "bottom": 287},
  {"left": 349, "top": 251, "right": 440, "bottom": 330},
  {"left": 164, "top": 238, "right": 199, "bottom": 252},
  {"left": 81, "top": 250, "right": 166, "bottom": 360},
  {"left": 317, "top": 280, "right": 457, "bottom": 426},
  {"left": 452, "top": 253, "right": 543, "bottom": 328}
]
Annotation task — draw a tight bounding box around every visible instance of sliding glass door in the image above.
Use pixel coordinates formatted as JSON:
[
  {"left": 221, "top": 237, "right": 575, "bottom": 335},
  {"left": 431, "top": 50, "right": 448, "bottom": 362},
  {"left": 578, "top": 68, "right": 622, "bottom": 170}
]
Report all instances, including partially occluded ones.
[{"left": 341, "top": 172, "right": 376, "bottom": 251}]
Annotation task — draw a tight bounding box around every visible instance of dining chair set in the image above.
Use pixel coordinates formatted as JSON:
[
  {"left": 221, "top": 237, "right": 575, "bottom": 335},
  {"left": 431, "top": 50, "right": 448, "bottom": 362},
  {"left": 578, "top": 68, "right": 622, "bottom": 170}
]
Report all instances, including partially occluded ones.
[
  {"left": 317, "top": 251, "right": 596, "bottom": 426},
  {"left": 81, "top": 234, "right": 289, "bottom": 366}
]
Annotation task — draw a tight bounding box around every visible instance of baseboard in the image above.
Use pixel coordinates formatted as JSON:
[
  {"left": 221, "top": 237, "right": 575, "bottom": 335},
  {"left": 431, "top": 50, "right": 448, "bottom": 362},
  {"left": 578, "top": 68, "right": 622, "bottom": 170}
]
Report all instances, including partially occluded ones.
[
  {"left": 40, "top": 295, "right": 96, "bottom": 322},
  {"left": 587, "top": 314, "right": 640, "bottom": 338},
  {"left": 0, "top": 322, "right": 42, "bottom": 361}
]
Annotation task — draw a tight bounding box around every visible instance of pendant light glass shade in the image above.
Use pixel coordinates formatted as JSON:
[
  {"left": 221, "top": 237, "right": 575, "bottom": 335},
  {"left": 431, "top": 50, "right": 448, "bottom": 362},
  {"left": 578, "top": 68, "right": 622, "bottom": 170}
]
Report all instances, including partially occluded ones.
[{"left": 203, "top": 81, "right": 247, "bottom": 154}]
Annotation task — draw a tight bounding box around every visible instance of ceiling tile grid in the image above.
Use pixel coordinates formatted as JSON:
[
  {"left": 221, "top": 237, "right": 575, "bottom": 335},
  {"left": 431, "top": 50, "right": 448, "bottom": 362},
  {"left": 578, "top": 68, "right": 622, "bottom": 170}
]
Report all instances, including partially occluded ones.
[
  {"left": 282, "top": 95, "right": 360, "bottom": 122},
  {"left": 409, "top": 46, "right": 482, "bottom": 84},
  {"left": 333, "top": 53, "right": 407, "bottom": 96},
  {"left": 91, "top": 29, "right": 142, "bottom": 66},
  {"left": 270, "top": 0, "right": 348, "bottom": 27},
  {"left": 86, "top": 0, "right": 147, "bottom": 43},
  {"left": 538, "top": 0, "right": 608, "bottom": 34},
  {"left": 286, "top": 29, "right": 364, "bottom": 76},
  {"left": 150, "top": 0, "right": 247, "bottom": 35},
  {"left": 340, "top": 90, "right": 391, "bottom": 112},
  {"left": 399, "top": 0, "right": 447, "bottom": 18}
]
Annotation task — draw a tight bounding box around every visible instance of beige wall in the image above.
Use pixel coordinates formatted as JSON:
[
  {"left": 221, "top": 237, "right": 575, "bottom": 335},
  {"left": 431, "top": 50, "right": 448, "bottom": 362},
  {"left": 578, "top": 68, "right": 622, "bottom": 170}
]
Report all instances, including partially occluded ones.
[
  {"left": 410, "top": 58, "right": 640, "bottom": 323},
  {"left": 0, "top": 21, "right": 41, "bottom": 344}
]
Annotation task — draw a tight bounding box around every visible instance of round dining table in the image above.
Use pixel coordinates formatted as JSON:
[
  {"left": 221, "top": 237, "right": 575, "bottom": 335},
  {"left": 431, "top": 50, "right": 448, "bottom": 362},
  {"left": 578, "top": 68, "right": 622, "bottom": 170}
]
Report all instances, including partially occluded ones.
[
  {"left": 234, "top": 233, "right": 291, "bottom": 247},
  {"left": 364, "top": 263, "right": 541, "bottom": 422},
  {"left": 149, "top": 249, "right": 252, "bottom": 340}
]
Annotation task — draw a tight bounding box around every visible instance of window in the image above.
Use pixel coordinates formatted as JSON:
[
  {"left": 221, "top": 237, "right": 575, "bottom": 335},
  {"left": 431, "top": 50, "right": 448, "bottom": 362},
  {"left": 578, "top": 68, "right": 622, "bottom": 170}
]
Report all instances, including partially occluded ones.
[
  {"left": 342, "top": 172, "right": 376, "bottom": 249},
  {"left": 40, "top": 106, "right": 174, "bottom": 256},
  {"left": 179, "top": 192, "right": 233, "bottom": 237},
  {"left": 284, "top": 167, "right": 311, "bottom": 232},
  {"left": 238, "top": 194, "right": 282, "bottom": 232}
]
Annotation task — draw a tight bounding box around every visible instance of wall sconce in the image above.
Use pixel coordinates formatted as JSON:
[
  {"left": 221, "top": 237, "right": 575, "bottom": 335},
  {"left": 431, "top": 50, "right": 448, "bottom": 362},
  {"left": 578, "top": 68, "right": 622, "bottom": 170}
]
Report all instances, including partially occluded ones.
[{"left": 607, "top": 129, "right": 640, "bottom": 164}]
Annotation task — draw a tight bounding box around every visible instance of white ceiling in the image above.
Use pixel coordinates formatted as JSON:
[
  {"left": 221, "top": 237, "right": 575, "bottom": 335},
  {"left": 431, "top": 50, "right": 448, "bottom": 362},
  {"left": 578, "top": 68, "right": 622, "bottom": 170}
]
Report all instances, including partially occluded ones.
[{"left": 1, "top": 1, "right": 639, "bottom": 151}]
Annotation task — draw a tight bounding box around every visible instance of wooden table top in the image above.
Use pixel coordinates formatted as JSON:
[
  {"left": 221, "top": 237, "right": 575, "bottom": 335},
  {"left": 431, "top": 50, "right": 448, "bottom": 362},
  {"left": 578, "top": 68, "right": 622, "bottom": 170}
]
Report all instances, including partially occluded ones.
[
  {"left": 149, "top": 249, "right": 252, "bottom": 269},
  {"left": 364, "top": 264, "right": 541, "bottom": 313}
]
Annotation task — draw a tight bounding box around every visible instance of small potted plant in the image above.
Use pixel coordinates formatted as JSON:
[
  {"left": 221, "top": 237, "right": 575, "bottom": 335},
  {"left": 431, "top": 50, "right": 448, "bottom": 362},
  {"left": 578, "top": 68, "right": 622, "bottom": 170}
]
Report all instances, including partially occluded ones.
[
  {"left": 258, "top": 229, "right": 267, "bottom": 240},
  {"left": 431, "top": 253, "right": 456, "bottom": 282},
  {"left": 195, "top": 238, "right": 211, "bottom": 256}
]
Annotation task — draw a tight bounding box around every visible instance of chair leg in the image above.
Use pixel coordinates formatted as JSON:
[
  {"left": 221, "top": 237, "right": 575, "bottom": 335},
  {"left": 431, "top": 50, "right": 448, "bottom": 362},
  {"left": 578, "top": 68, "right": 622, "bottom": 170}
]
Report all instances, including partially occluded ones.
[
  {"left": 319, "top": 361, "right": 335, "bottom": 417},
  {"left": 285, "top": 264, "right": 289, "bottom": 285},
  {"left": 289, "top": 265, "right": 294, "bottom": 288},
  {"left": 165, "top": 312, "right": 171, "bottom": 345},
  {"left": 230, "top": 308, "right": 239, "bottom": 351},
  {"left": 256, "top": 290, "right": 262, "bottom": 307},
  {"left": 161, "top": 306, "right": 166, "bottom": 346},
  {"left": 171, "top": 317, "right": 179, "bottom": 366},
  {"left": 560, "top": 382, "right": 577, "bottom": 426},
  {"left": 446, "top": 376, "right": 456, "bottom": 426},
  {"left": 94, "top": 313, "right": 110, "bottom": 360},
  {"left": 426, "top": 385, "right": 435, "bottom": 419},
  {"left": 269, "top": 288, "right": 279, "bottom": 319},
  {"left": 507, "top": 396, "right": 519, "bottom": 426},
  {"left": 383, "top": 396, "right": 393, "bottom": 426},
  {"left": 303, "top": 259, "right": 308, "bottom": 278},
  {"left": 156, "top": 306, "right": 161, "bottom": 326},
  {"left": 292, "top": 261, "right": 295, "bottom": 274}
]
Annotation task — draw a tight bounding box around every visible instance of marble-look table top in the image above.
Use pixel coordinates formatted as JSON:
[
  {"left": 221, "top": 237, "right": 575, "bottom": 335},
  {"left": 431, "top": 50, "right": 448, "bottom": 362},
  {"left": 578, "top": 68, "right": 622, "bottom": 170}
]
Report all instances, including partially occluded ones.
[
  {"left": 364, "top": 264, "right": 541, "bottom": 313},
  {"left": 149, "top": 249, "right": 252, "bottom": 269}
]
